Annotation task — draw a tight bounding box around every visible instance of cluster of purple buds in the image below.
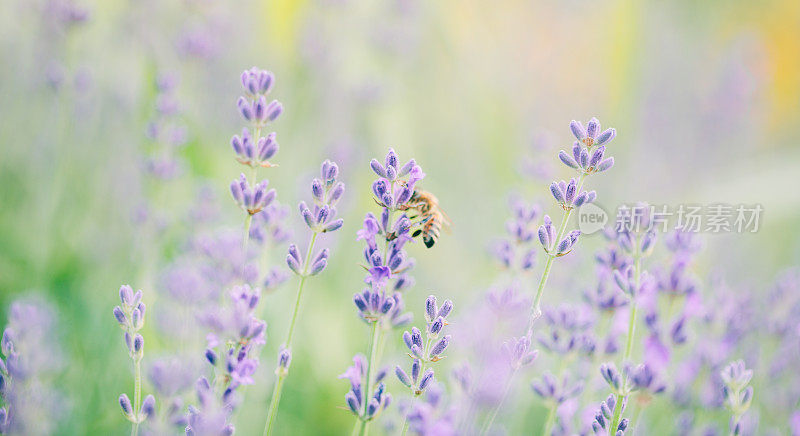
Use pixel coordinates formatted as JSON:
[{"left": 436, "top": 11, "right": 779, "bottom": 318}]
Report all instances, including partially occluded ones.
[
  {"left": 550, "top": 178, "right": 597, "bottom": 211},
  {"left": 357, "top": 149, "right": 425, "bottom": 293},
  {"left": 502, "top": 336, "right": 538, "bottom": 370},
  {"left": 560, "top": 118, "right": 616, "bottom": 174},
  {"left": 230, "top": 173, "right": 276, "bottom": 215},
  {"left": 600, "top": 363, "right": 665, "bottom": 397},
  {"left": 595, "top": 244, "right": 633, "bottom": 273},
  {"left": 584, "top": 280, "right": 629, "bottom": 312},
  {"left": 538, "top": 215, "right": 581, "bottom": 257},
  {"left": 143, "top": 72, "right": 188, "bottom": 180},
  {"left": 201, "top": 285, "right": 266, "bottom": 403},
  {"left": 113, "top": 288, "right": 145, "bottom": 361},
  {"left": 231, "top": 67, "right": 282, "bottom": 169},
  {"left": 231, "top": 129, "right": 279, "bottom": 169},
  {"left": 186, "top": 377, "right": 235, "bottom": 436},
  {"left": 405, "top": 384, "right": 457, "bottom": 435},
  {"left": 369, "top": 149, "right": 425, "bottom": 211},
  {"left": 237, "top": 68, "right": 282, "bottom": 126},
  {"left": 592, "top": 394, "right": 628, "bottom": 435},
  {"left": 613, "top": 266, "right": 652, "bottom": 298},
  {"left": 113, "top": 286, "right": 156, "bottom": 425},
  {"left": 341, "top": 355, "right": 392, "bottom": 421},
  {"left": 298, "top": 159, "right": 345, "bottom": 234},
  {"left": 537, "top": 305, "right": 595, "bottom": 356},
  {"left": 353, "top": 288, "right": 400, "bottom": 323},
  {"left": 287, "top": 244, "right": 329, "bottom": 277},
  {"left": 396, "top": 296, "right": 453, "bottom": 396},
  {"left": 0, "top": 299, "right": 62, "bottom": 434},
  {"left": 491, "top": 198, "right": 540, "bottom": 271},
  {"left": 628, "top": 363, "right": 666, "bottom": 394},
  {"left": 249, "top": 202, "right": 291, "bottom": 245},
  {"left": 358, "top": 211, "right": 415, "bottom": 289},
  {"left": 721, "top": 360, "right": 754, "bottom": 436},
  {"left": 146, "top": 358, "right": 194, "bottom": 431},
  {"left": 119, "top": 394, "right": 155, "bottom": 429},
  {"left": 531, "top": 372, "right": 583, "bottom": 405}
]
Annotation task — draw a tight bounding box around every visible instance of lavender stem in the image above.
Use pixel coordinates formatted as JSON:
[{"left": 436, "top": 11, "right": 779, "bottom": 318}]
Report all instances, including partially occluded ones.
[
  {"left": 542, "top": 400, "right": 557, "bottom": 436},
  {"left": 240, "top": 129, "right": 261, "bottom": 275},
  {"left": 358, "top": 321, "right": 381, "bottom": 436},
  {"left": 263, "top": 231, "right": 319, "bottom": 436},
  {"left": 609, "top": 238, "right": 642, "bottom": 433},
  {"left": 132, "top": 358, "right": 141, "bottom": 436},
  {"left": 528, "top": 172, "right": 587, "bottom": 334},
  {"left": 399, "top": 395, "right": 417, "bottom": 436},
  {"left": 479, "top": 368, "right": 517, "bottom": 435},
  {"left": 483, "top": 172, "right": 589, "bottom": 435}
]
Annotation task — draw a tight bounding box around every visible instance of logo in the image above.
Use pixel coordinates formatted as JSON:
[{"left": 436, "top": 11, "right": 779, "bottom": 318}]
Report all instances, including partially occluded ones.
[{"left": 577, "top": 203, "right": 608, "bottom": 235}]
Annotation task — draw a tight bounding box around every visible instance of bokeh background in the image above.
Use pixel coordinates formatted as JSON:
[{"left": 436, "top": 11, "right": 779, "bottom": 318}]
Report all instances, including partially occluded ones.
[{"left": 1, "top": 0, "right": 799, "bottom": 434}]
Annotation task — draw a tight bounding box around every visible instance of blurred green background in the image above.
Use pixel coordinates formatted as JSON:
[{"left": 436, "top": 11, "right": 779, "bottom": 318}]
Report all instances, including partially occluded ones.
[{"left": 1, "top": 0, "right": 799, "bottom": 434}]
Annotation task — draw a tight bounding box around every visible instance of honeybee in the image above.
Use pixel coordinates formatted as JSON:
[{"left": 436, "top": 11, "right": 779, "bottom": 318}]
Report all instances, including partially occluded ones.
[{"left": 400, "top": 189, "right": 451, "bottom": 248}]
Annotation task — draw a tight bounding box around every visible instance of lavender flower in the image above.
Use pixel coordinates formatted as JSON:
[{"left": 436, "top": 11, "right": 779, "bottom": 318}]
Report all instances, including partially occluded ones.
[
  {"left": 190, "top": 285, "right": 266, "bottom": 433},
  {"left": 591, "top": 394, "right": 628, "bottom": 435},
  {"left": 263, "top": 159, "right": 345, "bottom": 434},
  {"left": 340, "top": 355, "right": 392, "bottom": 422},
  {"left": 186, "top": 377, "right": 235, "bottom": 436},
  {"left": 721, "top": 360, "right": 754, "bottom": 436},
  {"left": 113, "top": 285, "right": 154, "bottom": 434},
  {"left": 0, "top": 298, "right": 64, "bottom": 435},
  {"left": 531, "top": 372, "right": 584, "bottom": 405},
  {"left": 249, "top": 202, "right": 291, "bottom": 245},
  {"left": 537, "top": 304, "right": 596, "bottom": 356},
  {"left": 502, "top": 336, "right": 538, "bottom": 370},
  {"left": 490, "top": 197, "right": 541, "bottom": 273},
  {"left": 230, "top": 173, "right": 276, "bottom": 215},
  {"left": 405, "top": 384, "right": 457, "bottom": 436},
  {"left": 143, "top": 71, "right": 188, "bottom": 180},
  {"left": 232, "top": 68, "right": 282, "bottom": 168},
  {"left": 550, "top": 178, "right": 597, "bottom": 210},
  {"left": 396, "top": 296, "right": 454, "bottom": 434},
  {"left": 146, "top": 358, "right": 195, "bottom": 432},
  {"left": 538, "top": 215, "right": 581, "bottom": 257}
]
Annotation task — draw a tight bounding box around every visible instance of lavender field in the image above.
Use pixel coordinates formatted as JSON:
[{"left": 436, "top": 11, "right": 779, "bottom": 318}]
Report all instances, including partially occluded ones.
[{"left": 1, "top": 0, "right": 800, "bottom": 435}]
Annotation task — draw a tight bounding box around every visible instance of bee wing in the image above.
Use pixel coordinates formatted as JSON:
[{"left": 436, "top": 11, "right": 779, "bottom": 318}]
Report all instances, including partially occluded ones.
[{"left": 439, "top": 208, "right": 453, "bottom": 232}]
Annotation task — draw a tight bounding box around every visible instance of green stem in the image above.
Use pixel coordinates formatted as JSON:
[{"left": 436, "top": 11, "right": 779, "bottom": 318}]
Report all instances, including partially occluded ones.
[
  {"left": 527, "top": 173, "right": 587, "bottom": 335},
  {"left": 479, "top": 368, "right": 517, "bottom": 435},
  {"left": 132, "top": 358, "right": 141, "bottom": 436},
  {"left": 263, "top": 231, "right": 318, "bottom": 436},
  {"left": 399, "top": 395, "right": 418, "bottom": 436},
  {"left": 542, "top": 401, "right": 557, "bottom": 436},
  {"left": 609, "top": 241, "right": 642, "bottom": 433},
  {"left": 358, "top": 321, "right": 382, "bottom": 436},
  {"left": 241, "top": 127, "right": 260, "bottom": 277}
]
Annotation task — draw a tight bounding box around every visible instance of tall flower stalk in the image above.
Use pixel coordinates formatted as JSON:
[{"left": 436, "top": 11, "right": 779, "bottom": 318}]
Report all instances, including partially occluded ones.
[
  {"left": 230, "top": 67, "right": 282, "bottom": 262},
  {"left": 262, "top": 159, "right": 344, "bottom": 435},
  {"left": 341, "top": 149, "right": 424, "bottom": 436},
  {"left": 596, "top": 207, "right": 658, "bottom": 434},
  {"left": 528, "top": 117, "right": 616, "bottom": 333},
  {"left": 721, "top": 360, "right": 754, "bottom": 436},
  {"left": 113, "top": 285, "right": 155, "bottom": 436},
  {"left": 0, "top": 298, "right": 65, "bottom": 435},
  {"left": 395, "top": 295, "right": 454, "bottom": 436},
  {"left": 480, "top": 117, "right": 615, "bottom": 434}
]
